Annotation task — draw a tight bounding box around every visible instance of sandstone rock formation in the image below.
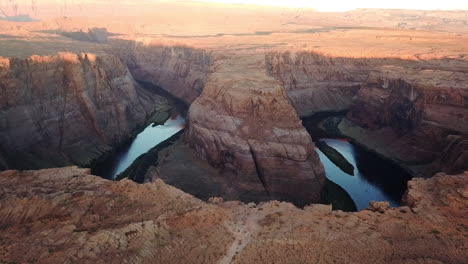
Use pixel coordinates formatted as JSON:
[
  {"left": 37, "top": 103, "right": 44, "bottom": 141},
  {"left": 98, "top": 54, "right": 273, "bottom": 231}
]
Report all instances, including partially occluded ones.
[
  {"left": 266, "top": 51, "right": 369, "bottom": 117},
  {"left": 342, "top": 66, "right": 468, "bottom": 177},
  {"left": 0, "top": 167, "right": 466, "bottom": 264},
  {"left": 2, "top": 4, "right": 465, "bottom": 182},
  {"left": 186, "top": 53, "right": 325, "bottom": 205},
  {"left": 0, "top": 52, "right": 170, "bottom": 170},
  {"left": 110, "top": 39, "right": 211, "bottom": 104},
  {"left": 0, "top": 6, "right": 467, "bottom": 263},
  {"left": 267, "top": 50, "right": 468, "bottom": 177}
]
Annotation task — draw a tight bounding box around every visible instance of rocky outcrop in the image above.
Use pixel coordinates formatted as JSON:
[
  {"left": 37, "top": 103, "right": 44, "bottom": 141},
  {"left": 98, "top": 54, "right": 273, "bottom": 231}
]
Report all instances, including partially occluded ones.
[
  {"left": 267, "top": 50, "right": 468, "bottom": 177},
  {"left": 186, "top": 53, "right": 325, "bottom": 205},
  {"left": 110, "top": 39, "right": 211, "bottom": 104},
  {"left": 266, "top": 51, "right": 370, "bottom": 117},
  {"left": 0, "top": 167, "right": 466, "bottom": 264},
  {"left": 0, "top": 52, "right": 170, "bottom": 170},
  {"left": 342, "top": 66, "right": 468, "bottom": 177},
  {"left": 0, "top": 167, "right": 232, "bottom": 264}
]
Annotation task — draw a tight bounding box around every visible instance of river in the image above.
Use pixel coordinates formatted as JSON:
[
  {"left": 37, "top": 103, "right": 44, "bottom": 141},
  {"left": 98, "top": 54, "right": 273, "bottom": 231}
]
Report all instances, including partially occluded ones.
[
  {"left": 92, "top": 81, "right": 187, "bottom": 180},
  {"left": 316, "top": 138, "right": 410, "bottom": 210}
]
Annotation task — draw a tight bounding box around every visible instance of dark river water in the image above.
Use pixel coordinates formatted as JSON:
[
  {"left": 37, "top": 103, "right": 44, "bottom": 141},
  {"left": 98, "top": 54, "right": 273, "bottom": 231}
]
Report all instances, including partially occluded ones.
[
  {"left": 93, "top": 93, "right": 410, "bottom": 211},
  {"left": 93, "top": 115, "right": 185, "bottom": 180},
  {"left": 92, "top": 81, "right": 187, "bottom": 180},
  {"left": 316, "top": 138, "right": 411, "bottom": 210}
]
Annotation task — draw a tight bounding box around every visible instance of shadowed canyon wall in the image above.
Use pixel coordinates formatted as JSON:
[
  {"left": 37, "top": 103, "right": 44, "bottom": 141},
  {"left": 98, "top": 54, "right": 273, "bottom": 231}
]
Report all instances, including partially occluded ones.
[
  {"left": 110, "top": 39, "right": 212, "bottom": 104},
  {"left": 1, "top": 42, "right": 465, "bottom": 181},
  {"left": 266, "top": 51, "right": 468, "bottom": 177},
  {"left": 343, "top": 67, "right": 468, "bottom": 177},
  {"left": 266, "top": 51, "right": 369, "bottom": 117},
  {"left": 46, "top": 28, "right": 467, "bottom": 181},
  {"left": 0, "top": 52, "right": 169, "bottom": 170},
  {"left": 47, "top": 29, "right": 212, "bottom": 104}
]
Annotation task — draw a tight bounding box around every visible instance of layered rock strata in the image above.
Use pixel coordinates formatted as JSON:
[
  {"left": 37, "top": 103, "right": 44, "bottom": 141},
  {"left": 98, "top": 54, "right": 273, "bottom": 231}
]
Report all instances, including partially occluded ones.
[
  {"left": 267, "top": 51, "right": 468, "bottom": 177},
  {"left": 0, "top": 52, "right": 170, "bottom": 170},
  {"left": 342, "top": 66, "right": 468, "bottom": 177},
  {"left": 186, "top": 53, "right": 325, "bottom": 205},
  {"left": 266, "top": 51, "right": 370, "bottom": 117},
  {"left": 0, "top": 167, "right": 466, "bottom": 264},
  {"left": 110, "top": 39, "right": 212, "bottom": 104}
]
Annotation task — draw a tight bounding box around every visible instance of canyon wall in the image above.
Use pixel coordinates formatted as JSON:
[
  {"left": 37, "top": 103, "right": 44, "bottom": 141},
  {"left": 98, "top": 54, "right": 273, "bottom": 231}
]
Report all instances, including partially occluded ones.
[
  {"left": 110, "top": 39, "right": 212, "bottom": 104},
  {"left": 0, "top": 52, "right": 169, "bottom": 170},
  {"left": 186, "top": 53, "right": 325, "bottom": 205},
  {"left": 342, "top": 66, "right": 468, "bottom": 177},
  {"left": 266, "top": 51, "right": 370, "bottom": 117},
  {"left": 267, "top": 51, "right": 468, "bottom": 177}
]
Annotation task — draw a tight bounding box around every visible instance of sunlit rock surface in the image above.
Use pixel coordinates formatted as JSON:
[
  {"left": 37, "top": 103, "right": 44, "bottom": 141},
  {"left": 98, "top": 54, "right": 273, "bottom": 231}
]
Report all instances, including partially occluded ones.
[{"left": 0, "top": 167, "right": 466, "bottom": 264}]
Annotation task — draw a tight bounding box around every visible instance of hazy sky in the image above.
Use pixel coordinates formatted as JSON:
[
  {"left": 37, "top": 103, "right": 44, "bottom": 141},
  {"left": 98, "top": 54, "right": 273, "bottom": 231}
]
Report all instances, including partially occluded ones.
[{"left": 185, "top": 0, "right": 468, "bottom": 11}]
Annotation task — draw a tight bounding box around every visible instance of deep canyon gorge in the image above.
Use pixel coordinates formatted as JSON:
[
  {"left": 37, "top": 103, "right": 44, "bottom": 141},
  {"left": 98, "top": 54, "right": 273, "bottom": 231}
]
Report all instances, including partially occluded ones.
[{"left": 0, "top": 1, "right": 467, "bottom": 263}]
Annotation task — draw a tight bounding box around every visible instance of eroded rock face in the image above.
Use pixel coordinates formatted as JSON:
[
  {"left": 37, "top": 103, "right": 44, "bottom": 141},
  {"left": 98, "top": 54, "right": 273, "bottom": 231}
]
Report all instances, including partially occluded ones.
[
  {"left": 186, "top": 53, "right": 325, "bottom": 205},
  {"left": 0, "top": 167, "right": 466, "bottom": 264},
  {"left": 266, "top": 51, "right": 369, "bottom": 117},
  {"left": 110, "top": 39, "right": 212, "bottom": 104},
  {"left": 267, "top": 51, "right": 468, "bottom": 177},
  {"left": 342, "top": 67, "right": 468, "bottom": 177},
  {"left": 0, "top": 53, "right": 169, "bottom": 170}
]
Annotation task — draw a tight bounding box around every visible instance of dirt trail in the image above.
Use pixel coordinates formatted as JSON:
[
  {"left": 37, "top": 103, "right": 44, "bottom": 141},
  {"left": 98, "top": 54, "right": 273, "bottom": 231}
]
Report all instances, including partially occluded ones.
[{"left": 219, "top": 206, "right": 264, "bottom": 264}]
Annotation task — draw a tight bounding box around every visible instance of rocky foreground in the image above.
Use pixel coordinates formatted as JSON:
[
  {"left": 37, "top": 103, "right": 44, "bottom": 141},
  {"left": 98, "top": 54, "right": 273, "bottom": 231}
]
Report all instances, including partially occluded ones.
[
  {"left": 0, "top": 167, "right": 466, "bottom": 264},
  {"left": 0, "top": 4, "right": 467, "bottom": 262}
]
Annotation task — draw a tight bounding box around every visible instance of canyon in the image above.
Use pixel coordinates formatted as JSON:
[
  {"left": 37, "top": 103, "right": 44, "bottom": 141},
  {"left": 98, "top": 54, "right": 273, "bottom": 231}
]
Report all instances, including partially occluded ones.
[
  {"left": 0, "top": 1, "right": 467, "bottom": 263},
  {"left": 0, "top": 51, "right": 171, "bottom": 170},
  {"left": 267, "top": 50, "right": 468, "bottom": 177}
]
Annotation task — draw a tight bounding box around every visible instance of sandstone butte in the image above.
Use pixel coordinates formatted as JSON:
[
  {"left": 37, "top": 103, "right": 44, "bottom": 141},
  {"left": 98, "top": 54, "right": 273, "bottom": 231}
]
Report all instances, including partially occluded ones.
[{"left": 0, "top": 2, "right": 467, "bottom": 263}]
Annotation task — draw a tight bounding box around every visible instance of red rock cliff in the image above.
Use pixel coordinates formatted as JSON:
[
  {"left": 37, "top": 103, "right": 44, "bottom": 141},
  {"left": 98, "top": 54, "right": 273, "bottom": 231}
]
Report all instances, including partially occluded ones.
[
  {"left": 342, "top": 65, "right": 468, "bottom": 177},
  {"left": 267, "top": 51, "right": 468, "bottom": 177},
  {"left": 0, "top": 52, "right": 169, "bottom": 170},
  {"left": 110, "top": 39, "right": 211, "bottom": 104}
]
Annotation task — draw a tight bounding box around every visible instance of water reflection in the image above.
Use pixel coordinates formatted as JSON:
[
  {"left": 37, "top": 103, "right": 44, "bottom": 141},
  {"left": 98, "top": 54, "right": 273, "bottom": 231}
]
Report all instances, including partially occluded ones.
[
  {"left": 94, "top": 115, "right": 185, "bottom": 179},
  {"left": 316, "top": 138, "right": 410, "bottom": 210}
]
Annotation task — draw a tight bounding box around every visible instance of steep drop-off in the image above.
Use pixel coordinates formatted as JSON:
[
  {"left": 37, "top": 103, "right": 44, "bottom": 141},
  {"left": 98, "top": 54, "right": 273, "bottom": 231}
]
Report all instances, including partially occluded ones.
[
  {"left": 110, "top": 39, "right": 211, "bottom": 104},
  {"left": 186, "top": 53, "right": 325, "bottom": 205},
  {"left": 0, "top": 52, "right": 170, "bottom": 170},
  {"left": 343, "top": 66, "right": 468, "bottom": 177},
  {"left": 266, "top": 51, "right": 369, "bottom": 117},
  {"left": 266, "top": 51, "right": 468, "bottom": 177}
]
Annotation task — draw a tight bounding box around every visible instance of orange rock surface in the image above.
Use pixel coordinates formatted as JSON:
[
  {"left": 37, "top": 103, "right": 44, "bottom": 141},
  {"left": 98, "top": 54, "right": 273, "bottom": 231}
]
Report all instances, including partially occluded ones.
[{"left": 0, "top": 167, "right": 466, "bottom": 263}]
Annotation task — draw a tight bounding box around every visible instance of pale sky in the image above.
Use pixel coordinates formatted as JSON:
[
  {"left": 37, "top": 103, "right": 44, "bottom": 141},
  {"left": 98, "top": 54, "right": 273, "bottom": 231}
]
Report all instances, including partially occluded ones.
[{"left": 183, "top": 0, "right": 468, "bottom": 11}]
